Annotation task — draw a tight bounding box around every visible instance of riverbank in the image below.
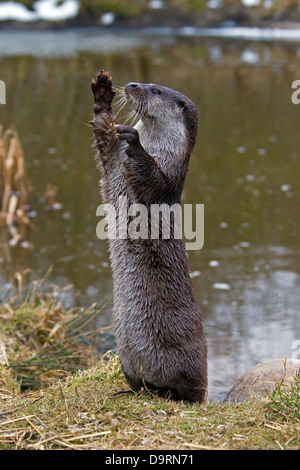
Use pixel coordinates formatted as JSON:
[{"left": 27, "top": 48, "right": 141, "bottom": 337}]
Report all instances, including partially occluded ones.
[
  {"left": 0, "top": 284, "right": 299, "bottom": 450},
  {"left": 1, "top": 354, "right": 299, "bottom": 450}
]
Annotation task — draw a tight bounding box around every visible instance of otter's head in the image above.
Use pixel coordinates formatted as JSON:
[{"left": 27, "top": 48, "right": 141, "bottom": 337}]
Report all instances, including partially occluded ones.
[{"left": 124, "top": 82, "right": 198, "bottom": 154}]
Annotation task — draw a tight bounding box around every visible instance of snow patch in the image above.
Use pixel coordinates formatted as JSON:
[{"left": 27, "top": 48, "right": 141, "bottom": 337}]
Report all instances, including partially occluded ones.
[
  {"left": 101, "top": 12, "right": 115, "bottom": 25},
  {"left": 240, "top": 48, "right": 260, "bottom": 64},
  {"left": 213, "top": 283, "right": 231, "bottom": 290},
  {"left": 0, "top": 2, "right": 36, "bottom": 21},
  {"left": 149, "top": 0, "right": 164, "bottom": 8},
  {"left": 0, "top": 0, "right": 80, "bottom": 22},
  {"left": 241, "top": 0, "right": 261, "bottom": 6}
]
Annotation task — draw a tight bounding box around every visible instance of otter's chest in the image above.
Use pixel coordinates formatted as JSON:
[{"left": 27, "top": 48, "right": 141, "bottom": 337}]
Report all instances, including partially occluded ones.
[{"left": 134, "top": 122, "right": 186, "bottom": 162}]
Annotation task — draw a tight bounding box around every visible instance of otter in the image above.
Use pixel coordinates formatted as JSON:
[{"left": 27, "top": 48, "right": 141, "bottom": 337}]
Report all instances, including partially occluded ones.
[{"left": 91, "top": 71, "right": 207, "bottom": 403}]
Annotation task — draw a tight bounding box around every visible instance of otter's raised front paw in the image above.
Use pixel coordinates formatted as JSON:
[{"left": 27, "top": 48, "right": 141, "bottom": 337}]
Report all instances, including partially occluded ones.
[
  {"left": 115, "top": 124, "right": 142, "bottom": 155},
  {"left": 91, "top": 71, "right": 116, "bottom": 114}
]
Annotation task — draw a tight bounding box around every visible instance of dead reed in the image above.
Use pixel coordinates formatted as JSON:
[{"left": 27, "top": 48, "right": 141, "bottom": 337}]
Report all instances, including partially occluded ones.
[{"left": 0, "top": 124, "right": 33, "bottom": 246}]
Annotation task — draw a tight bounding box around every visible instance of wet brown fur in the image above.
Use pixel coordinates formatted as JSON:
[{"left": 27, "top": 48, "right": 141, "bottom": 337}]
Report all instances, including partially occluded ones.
[{"left": 91, "top": 71, "right": 207, "bottom": 403}]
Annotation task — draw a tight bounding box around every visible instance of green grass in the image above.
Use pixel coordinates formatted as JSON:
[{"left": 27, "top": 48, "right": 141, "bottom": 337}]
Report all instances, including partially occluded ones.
[{"left": 265, "top": 374, "right": 300, "bottom": 423}]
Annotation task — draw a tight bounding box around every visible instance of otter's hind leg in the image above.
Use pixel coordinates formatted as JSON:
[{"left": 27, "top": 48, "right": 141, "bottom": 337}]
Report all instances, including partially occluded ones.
[
  {"left": 174, "top": 378, "right": 207, "bottom": 404},
  {"left": 122, "top": 370, "right": 144, "bottom": 393}
]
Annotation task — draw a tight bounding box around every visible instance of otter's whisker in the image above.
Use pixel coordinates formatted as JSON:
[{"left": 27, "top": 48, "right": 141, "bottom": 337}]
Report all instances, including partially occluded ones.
[
  {"left": 129, "top": 106, "right": 142, "bottom": 127},
  {"left": 112, "top": 90, "right": 126, "bottom": 104},
  {"left": 113, "top": 96, "right": 129, "bottom": 117},
  {"left": 121, "top": 110, "right": 137, "bottom": 125},
  {"left": 115, "top": 86, "right": 125, "bottom": 93},
  {"left": 112, "top": 93, "right": 127, "bottom": 106},
  {"left": 113, "top": 100, "right": 127, "bottom": 117}
]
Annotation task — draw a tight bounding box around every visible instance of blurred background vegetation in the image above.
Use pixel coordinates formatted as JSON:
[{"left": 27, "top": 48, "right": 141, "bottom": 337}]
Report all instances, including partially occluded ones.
[{"left": 4, "top": 0, "right": 300, "bottom": 26}]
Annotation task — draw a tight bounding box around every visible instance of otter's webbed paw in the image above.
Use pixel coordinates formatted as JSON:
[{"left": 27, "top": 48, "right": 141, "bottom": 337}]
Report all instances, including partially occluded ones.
[
  {"left": 115, "top": 124, "right": 143, "bottom": 156},
  {"left": 91, "top": 71, "right": 116, "bottom": 114}
]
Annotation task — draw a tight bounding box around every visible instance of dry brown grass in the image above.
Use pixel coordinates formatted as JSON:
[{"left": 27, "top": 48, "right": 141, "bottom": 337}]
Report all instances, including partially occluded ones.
[
  {"left": 0, "top": 278, "right": 113, "bottom": 390},
  {"left": 0, "top": 354, "right": 299, "bottom": 450},
  {"left": 0, "top": 284, "right": 299, "bottom": 450},
  {"left": 0, "top": 281, "right": 299, "bottom": 450}
]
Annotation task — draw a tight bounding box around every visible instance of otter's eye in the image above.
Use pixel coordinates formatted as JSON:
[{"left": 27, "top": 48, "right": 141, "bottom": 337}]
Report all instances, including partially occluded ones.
[{"left": 151, "top": 88, "right": 160, "bottom": 95}]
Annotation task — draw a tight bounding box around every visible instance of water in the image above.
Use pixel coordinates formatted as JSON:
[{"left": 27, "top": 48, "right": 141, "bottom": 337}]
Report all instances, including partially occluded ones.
[{"left": 0, "top": 29, "right": 299, "bottom": 400}]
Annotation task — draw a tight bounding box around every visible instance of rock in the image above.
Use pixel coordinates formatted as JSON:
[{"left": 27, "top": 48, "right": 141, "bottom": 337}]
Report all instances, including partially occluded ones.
[{"left": 224, "top": 358, "right": 300, "bottom": 402}]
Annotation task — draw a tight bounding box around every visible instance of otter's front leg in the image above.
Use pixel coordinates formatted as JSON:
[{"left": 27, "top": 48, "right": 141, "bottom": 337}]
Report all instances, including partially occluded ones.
[
  {"left": 115, "top": 124, "right": 142, "bottom": 151},
  {"left": 91, "top": 70, "right": 115, "bottom": 115},
  {"left": 91, "top": 71, "right": 119, "bottom": 169},
  {"left": 116, "top": 124, "right": 178, "bottom": 206}
]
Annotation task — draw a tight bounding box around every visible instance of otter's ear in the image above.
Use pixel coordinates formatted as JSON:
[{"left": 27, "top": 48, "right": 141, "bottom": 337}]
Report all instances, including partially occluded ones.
[{"left": 177, "top": 98, "right": 189, "bottom": 111}]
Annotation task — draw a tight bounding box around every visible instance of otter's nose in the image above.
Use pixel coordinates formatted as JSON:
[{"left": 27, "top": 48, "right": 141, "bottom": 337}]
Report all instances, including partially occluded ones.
[{"left": 126, "top": 82, "right": 140, "bottom": 90}]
